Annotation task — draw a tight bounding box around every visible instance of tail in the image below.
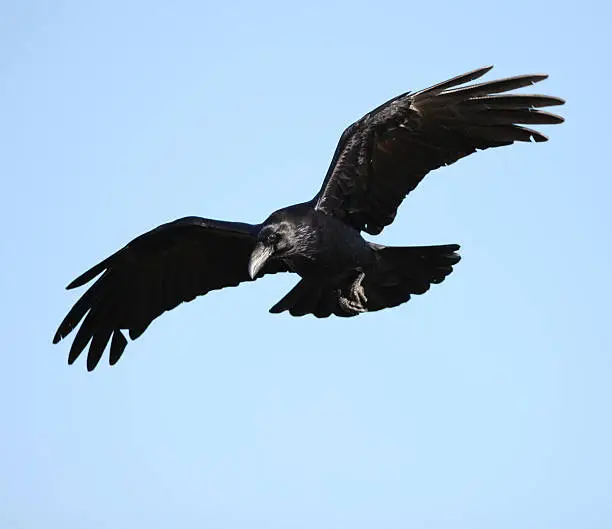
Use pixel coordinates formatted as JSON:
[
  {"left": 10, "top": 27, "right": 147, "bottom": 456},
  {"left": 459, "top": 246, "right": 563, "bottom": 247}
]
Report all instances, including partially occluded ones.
[
  {"left": 269, "top": 243, "right": 461, "bottom": 318},
  {"left": 269, "top": 279, "right": 346, "bottom": 318},
  {"left": 363, "top": 243, "right": 461, "bottom": 312}
]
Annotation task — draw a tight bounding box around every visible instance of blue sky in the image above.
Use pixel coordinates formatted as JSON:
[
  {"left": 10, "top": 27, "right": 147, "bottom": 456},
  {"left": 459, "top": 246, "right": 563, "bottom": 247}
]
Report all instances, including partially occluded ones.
[{"left": 1, "top": 1, "right": 611, "bottom": 528}]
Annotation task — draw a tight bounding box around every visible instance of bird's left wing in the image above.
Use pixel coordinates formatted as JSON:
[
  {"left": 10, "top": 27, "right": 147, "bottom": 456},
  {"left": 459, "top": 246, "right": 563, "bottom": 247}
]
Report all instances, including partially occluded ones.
[
  {"left": 53, "top": 216, "right": 288, "bottom": 370},
  {"left": 314, "top": 66, "right": 565, "bottom": 235}
]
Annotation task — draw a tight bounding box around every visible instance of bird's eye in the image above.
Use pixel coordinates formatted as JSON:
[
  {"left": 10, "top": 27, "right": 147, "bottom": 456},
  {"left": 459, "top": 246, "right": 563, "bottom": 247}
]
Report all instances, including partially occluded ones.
[{"left": 267, "top": 233, "right": 281, "bottom": 246}]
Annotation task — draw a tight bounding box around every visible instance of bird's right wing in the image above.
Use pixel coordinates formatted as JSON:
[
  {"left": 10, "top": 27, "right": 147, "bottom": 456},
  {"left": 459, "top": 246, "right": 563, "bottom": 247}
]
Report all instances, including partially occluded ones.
[
  {"left": 314, "top": 66, "right": 565, "bottom": 235},
  {"left": 53, "top": 216, "right": 288, "bottom": 370}
]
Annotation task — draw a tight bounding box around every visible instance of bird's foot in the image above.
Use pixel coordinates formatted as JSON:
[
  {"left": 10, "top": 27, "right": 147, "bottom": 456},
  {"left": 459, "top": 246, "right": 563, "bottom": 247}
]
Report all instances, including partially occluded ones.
[{"left": 338, "top": 272, "right": 368, "bottom": 315}]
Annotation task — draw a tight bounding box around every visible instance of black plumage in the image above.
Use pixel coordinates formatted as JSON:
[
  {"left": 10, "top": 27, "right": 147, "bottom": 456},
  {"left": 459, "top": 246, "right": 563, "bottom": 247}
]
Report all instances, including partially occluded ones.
[{"left": 54, "top": 66, "right": 564, "bottom": 370}]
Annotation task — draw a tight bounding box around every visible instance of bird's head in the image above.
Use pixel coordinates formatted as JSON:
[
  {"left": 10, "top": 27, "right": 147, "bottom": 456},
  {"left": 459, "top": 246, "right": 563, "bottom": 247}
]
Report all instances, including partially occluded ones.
[{"left": 248, "top": 221, "right": 295, "bottom": 279}]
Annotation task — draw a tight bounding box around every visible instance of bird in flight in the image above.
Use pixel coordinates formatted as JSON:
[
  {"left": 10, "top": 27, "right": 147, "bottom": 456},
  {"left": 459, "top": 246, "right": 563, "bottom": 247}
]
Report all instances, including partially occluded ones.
[{"left": 54, "top": 66, "right": 564, "bottom": 370}]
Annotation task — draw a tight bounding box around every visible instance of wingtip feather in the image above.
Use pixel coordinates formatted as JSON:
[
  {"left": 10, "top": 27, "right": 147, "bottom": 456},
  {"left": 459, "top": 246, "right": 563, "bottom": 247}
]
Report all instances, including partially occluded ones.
[
  {"left": 65, "top": 255, "right": 115, "bottom": 289},
  {"left": 109, "top": 331, "right": 128, "bottom": 366},
  {"left": 414, "top": 65, "right": 495, "bottom": 99},
  {"left": 66, "top": 270, "right": 99, "bottom": 290}
]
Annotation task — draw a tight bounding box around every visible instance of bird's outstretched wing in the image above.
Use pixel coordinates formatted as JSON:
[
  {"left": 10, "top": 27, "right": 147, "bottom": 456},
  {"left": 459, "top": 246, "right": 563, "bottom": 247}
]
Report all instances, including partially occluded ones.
[
  {"left": 314, "top": 66, "right": 565, "bottom": 234},
  {"left": 53, "top": 217, "right": 287, "bottom": 370}
]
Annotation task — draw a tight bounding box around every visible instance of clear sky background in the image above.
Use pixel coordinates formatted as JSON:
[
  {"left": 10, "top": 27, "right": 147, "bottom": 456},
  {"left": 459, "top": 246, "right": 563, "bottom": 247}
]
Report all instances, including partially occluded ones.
[{"left": 1, "top": 1, "right": 611, "bottom": 528}]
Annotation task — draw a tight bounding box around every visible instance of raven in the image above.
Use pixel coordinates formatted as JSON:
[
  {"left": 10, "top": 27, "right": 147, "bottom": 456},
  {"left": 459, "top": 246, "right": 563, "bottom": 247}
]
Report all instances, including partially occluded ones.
[{"left": 54, "top": 66, "right": 564, "bottom": 370}]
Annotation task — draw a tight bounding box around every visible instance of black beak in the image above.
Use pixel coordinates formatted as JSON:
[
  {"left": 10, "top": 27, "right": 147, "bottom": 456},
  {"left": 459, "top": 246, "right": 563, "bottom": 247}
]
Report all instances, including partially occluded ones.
[{"left": 248, "top": 243, "right": 274, "bottom": 279}]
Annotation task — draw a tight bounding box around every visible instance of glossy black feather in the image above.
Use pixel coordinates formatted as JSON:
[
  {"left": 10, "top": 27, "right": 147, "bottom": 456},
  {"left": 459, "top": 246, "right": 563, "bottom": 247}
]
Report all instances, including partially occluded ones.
[
  {"left": 315, "top": 67, "right": 565, "bottom": 234},
  {"left": 54, "top": 65, "right": 564, "bottom": 369},
  {"left": 55, "top": 217, "right": 289, "bottom": 370}
]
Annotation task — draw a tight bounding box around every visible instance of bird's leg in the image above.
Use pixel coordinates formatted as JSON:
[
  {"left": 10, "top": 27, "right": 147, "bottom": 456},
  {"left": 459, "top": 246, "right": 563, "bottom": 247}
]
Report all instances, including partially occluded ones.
[
  {"left": 337, "top": 271, "right": 368, "bottom": 314},
  {"left": 350, "top": 271, "right": 368, "bottom": 306}
]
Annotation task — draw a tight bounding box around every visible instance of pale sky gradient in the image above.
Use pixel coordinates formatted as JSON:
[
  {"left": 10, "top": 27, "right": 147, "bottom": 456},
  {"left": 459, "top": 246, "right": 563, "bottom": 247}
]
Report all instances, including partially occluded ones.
[{"left": 2, "top": 1, "right": 611, "bottom": 528}]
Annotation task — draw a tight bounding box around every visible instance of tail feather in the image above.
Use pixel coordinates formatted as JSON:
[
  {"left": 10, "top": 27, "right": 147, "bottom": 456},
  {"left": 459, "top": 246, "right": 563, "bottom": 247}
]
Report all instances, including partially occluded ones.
[
  {"left": 269, "top": 281, "right": 341, "bottom": 318},
  {"left": 364, "top": 243, "right": 461, "bottom": 312},
  {"left": 269, "top": 243, "right": 461, "bottom": 317}
]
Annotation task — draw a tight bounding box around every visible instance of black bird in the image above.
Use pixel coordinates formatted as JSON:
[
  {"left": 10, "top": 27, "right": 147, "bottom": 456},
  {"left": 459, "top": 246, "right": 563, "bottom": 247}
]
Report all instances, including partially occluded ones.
[{"left": 54, "top": 66, "right": 564, "bottom": 370}]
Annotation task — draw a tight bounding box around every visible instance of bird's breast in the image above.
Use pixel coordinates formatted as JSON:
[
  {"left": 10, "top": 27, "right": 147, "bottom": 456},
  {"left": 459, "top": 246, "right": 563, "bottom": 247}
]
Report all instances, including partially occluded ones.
[{"left": 284, "top": 229, "right": 374, "bottom": 283}]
